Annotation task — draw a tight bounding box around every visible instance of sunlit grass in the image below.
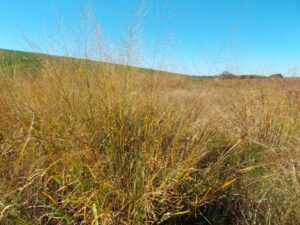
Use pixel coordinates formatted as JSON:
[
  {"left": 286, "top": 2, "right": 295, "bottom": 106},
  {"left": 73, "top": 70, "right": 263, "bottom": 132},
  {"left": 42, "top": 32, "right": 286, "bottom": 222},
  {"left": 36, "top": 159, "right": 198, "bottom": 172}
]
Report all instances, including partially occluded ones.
[{"left": 0, "top": 51, "right": 299, "bottom": 224}]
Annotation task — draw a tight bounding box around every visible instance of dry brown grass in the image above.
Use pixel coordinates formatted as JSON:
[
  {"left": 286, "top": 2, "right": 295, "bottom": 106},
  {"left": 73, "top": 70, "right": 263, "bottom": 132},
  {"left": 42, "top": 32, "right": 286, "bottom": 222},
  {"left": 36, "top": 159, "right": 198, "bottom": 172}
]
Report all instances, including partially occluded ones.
[{"left": 0, "top": 57, "right": 299, "bottom": 224}]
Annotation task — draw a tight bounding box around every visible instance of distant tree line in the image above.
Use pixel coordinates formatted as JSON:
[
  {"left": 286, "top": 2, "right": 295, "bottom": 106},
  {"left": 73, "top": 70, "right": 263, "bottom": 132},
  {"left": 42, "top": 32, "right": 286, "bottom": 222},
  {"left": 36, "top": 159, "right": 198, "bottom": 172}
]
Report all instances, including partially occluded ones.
[{"left": 217, "top": 71, "right": 284, "bottom": 79}]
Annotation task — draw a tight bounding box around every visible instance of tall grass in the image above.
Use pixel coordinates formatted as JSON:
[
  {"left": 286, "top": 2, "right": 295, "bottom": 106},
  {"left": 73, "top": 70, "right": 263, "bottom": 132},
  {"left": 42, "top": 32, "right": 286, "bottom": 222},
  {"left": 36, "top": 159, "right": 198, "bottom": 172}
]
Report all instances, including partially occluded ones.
[{"left": 0, "top": 55, "right": 299, "bottom": 224}]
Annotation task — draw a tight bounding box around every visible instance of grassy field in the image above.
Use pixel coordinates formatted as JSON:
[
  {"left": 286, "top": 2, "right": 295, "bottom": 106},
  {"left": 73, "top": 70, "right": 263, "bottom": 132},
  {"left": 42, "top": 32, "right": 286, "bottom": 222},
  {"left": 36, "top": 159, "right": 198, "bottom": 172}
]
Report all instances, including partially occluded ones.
[{"left": 0, "top": 49, "right": 299, "bottom": 224}]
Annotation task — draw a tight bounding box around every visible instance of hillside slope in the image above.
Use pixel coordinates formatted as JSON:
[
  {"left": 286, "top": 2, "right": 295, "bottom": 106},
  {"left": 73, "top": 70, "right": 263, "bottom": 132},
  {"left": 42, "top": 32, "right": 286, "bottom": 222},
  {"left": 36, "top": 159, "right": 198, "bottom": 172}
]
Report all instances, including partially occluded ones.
[{"left": 0, "top": 48, "right": 189, "bottom": 78}]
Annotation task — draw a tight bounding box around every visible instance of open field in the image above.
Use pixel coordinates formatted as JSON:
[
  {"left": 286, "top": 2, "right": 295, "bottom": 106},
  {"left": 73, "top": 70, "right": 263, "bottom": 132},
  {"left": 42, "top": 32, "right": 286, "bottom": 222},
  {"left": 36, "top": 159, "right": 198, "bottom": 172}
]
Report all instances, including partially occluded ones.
[{"left": 0, "top": 50, "right": 299, "bottom": 224}]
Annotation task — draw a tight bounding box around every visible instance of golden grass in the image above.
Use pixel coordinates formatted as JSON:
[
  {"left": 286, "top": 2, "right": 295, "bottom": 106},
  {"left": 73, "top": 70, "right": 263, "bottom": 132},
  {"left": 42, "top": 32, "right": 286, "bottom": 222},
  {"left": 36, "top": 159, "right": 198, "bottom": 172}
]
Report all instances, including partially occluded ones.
[{"left": 0, "top": 58, "right": 299, "bottom": 224}]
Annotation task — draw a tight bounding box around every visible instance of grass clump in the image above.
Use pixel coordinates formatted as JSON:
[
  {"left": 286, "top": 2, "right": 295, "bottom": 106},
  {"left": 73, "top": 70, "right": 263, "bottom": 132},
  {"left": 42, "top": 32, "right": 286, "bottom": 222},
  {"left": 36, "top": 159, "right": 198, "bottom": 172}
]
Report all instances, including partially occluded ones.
[{"left": 0, "top": 52, "right": 299, "bottom": 225}]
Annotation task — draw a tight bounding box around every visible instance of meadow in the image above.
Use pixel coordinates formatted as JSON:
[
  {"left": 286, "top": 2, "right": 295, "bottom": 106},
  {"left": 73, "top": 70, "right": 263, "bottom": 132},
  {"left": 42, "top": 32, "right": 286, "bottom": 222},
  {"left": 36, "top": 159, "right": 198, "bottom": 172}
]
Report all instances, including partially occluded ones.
[{"left": 0, "top": 49, "right": 299, "bottom": 224}]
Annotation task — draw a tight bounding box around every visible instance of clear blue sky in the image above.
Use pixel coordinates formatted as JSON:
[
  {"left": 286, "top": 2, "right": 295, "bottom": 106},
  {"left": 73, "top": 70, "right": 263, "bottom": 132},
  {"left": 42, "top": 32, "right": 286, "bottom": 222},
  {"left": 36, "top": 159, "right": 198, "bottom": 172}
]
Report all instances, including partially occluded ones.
[{"left": 1, "top": 0, "right": 300, "bottom": 75}]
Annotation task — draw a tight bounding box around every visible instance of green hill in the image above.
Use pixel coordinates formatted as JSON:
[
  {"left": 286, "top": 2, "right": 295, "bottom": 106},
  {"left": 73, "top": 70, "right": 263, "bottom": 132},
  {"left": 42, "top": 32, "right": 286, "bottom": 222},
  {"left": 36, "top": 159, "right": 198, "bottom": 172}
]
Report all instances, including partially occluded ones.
[{"left": 0, "top": 48, "right": 189, "bottom": 78}]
